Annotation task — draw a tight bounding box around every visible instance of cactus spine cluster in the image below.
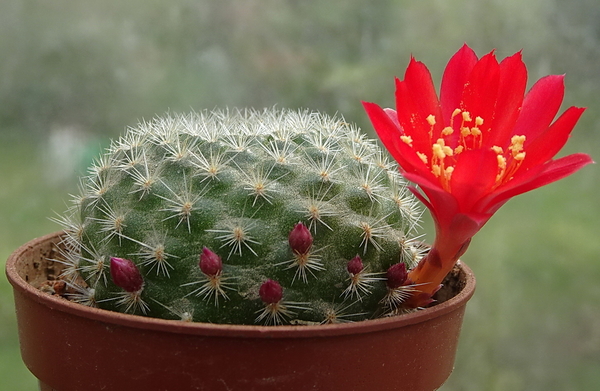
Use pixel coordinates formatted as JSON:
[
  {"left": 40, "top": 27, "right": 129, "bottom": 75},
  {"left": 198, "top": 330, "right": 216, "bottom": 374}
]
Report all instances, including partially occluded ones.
[{"left": 54, "top": 108, "right": 425, "bottom": 325}]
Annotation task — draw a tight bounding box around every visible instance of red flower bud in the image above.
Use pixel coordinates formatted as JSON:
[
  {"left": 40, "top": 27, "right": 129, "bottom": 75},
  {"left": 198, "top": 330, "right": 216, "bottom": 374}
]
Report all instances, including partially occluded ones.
[
  {"left": 110, "top": 257, "right": 144, "bottom": 292},
  {"left": 386, "top": 263, "right": 409, "bottom": 289},
  {"left": 346, "top": 255, "right": 364, "bottom": 275},
  {"left": 199, "top": 247, "right": 222, "bottom": 276},
  {"left": 259, "top": 279, "right": 283, "bottom": 304},
  {"left": 288, "top": 222, "right": 313, "bottom": 255}
]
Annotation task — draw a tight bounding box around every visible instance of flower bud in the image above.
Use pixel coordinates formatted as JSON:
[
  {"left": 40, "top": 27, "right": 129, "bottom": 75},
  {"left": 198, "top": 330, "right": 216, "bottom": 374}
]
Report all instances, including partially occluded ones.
[
  {"left": 259, "top": 279, "right": 283, "bottom": 304},
  {"left": 386, "top": 263, "right": 409, "bottom": 289},
  {"left": 346, "top": 255, "right": 364, "bottom": 275},
  {"left": 110, "top": 257, "right": 144, "bottom": 292},
  {"left": 199, "top": 247, "right": 222, "bottom": 276},
  {"left": 288, "top": 222, "right": 313, "bottom": 255}
]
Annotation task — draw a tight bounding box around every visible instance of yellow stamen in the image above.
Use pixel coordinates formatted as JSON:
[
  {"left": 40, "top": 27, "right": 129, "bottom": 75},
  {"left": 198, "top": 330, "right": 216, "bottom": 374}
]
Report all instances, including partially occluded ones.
[
  {"left": 417, "top": 152, "right": 428, "bottom": 164},
  {"left": 461, "top": 127, "right": 471, "bottom": 137},
  {"left": 426, "top": 115, "right": 436, "bottom": 126},
  {"left": 475, "top": 116, "right": 484, "bottom": 126},
  {"left": 454, "top": 145, "right": 464, "bottom": 154},
  {"left": 400, "top": 135, "right": 413, "bottom": 146},
  {"left": 461, "top": 111, "right": 472, "bottom": 122},
  {"left": 471, "top": 127, "right": 482, "bottom": 137},
  {"left": 509, "top": 135, "right": 526, "bottom": 152},
  {"left": 495, "top": 155, "right": 507, "bottom": 182},
  {"left": 450, "top": 108, "right": 462, "bottom": 129},
  {"left": 497, "top": 155, "right": 507, "bottom": 170},
  {"left": 432, "top": 143, "right": 446, "bottom": 159},
  {"left": 491, "top": 145, "right": 503, "bottom": 154},
  {"left": 514, "top": 152, "right": 526, "bottom": 161},
  {"left": 442, "top": 126, "right": 454, "bottom": 136},
  {"left": 509, "top": 136, "right": 526, "bottom": 160},
  {"left": 494, "top": 135, "right": 527, "bottom": 187}
]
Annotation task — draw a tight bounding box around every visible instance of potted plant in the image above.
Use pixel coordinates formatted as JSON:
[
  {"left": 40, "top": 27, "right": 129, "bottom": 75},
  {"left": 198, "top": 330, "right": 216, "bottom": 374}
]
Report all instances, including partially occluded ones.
[{"left": 6, "top": 44, "right": 591, "bottom": 391}]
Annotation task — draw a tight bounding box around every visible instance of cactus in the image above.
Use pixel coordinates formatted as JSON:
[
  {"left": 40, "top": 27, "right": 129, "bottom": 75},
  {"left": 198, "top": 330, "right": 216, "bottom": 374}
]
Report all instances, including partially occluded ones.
[{"left": 54, "top": 108, "right": 426, "bottom": 325}]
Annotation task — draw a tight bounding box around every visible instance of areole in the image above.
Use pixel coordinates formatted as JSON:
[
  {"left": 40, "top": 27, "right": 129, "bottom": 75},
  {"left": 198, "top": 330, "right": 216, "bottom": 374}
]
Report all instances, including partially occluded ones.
[{"left": 7, "top": 232, "right": 476, "bottom": 391}]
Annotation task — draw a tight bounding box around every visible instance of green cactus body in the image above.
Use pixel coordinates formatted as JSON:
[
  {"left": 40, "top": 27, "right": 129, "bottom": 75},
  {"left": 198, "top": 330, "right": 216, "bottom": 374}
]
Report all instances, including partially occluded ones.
[{"left": 56, "top": 108, "right": 424, "bottom": 325}]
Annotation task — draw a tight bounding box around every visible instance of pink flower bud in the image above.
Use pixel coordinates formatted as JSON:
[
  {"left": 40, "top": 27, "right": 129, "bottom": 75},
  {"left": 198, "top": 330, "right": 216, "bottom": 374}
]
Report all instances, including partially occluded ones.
[
  {"left": 199, "top": 247, "right": 222, "bottom": 276},
  {"left": 259, "top": 279, "right": 283, "bottom": 304},
  {"left": 288, "top": 222, "right": 312, "bottom": 255},
  {"left": 386, "top": 263, "right": 409, "bottom": 289},
  {"left": 346, "top": 255, "right": 364, "bottom": 275},
  {"left": 110, "top": 257, "right": 144, "bottom": 292}
]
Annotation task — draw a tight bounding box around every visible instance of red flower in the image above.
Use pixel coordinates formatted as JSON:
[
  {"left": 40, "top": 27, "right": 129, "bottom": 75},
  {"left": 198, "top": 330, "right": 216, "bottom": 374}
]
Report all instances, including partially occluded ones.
[{"left": 363, "top": 44, "right": 593, "bottom": 306}]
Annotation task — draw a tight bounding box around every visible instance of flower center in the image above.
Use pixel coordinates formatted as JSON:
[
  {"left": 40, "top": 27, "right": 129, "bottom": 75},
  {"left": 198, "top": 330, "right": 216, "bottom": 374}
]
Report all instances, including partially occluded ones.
[{"left": 401, "top": 110, "right": 527, "bottom": 191}]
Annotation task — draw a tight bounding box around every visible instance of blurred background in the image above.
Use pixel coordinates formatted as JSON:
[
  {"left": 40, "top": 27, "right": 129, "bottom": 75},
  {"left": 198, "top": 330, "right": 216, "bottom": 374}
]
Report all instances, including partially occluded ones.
[{"left": 1, "top": 0, "right": 598, "bottom": 389}]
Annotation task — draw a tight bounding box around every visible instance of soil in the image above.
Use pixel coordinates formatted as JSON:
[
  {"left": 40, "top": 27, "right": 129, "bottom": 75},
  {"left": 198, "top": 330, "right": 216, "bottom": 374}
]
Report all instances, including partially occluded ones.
[{"left": 433, "top": 262, "right": 467, "bottom": 304}]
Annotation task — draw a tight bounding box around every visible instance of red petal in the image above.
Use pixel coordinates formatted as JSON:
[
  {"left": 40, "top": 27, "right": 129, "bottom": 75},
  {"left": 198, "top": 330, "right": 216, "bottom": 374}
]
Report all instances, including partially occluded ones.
[
  {"left": 395, "top": 61, "right": 441, "bottom": 151},
  {"left": 446, "top": 213, "right": 489, "bottom": 247},
  {"left": 460, "top": 51, "right": 500, "bottom": 132},
  {"left": 363, "top": 102, "right": 403, "bottom": 163},
  {"left": 362, "top": 101, "right": 434, "bottom": 178},
  {"left": 403, "top": 172, "right": 460, "bottom": 228},
  {"left": 485, "top": 52, "right": 528, "bottom": 148},
  {"left": 479, "top": 153, "right": 593, "bottom": 212},
  {"left": 450, "top": 149, "right": 499, "bottom": 212},
  {"left": 522, "top": 106, "right": 586, "bottom": 170},
  {"left": 384, "top": 108, "right": 401, "bottom": 129},
  {"left": 511, "top": 75, "right": 565, "bottom": 144},
  {"left": 440, "top": 44, "right": 478, "bottom": 123}
]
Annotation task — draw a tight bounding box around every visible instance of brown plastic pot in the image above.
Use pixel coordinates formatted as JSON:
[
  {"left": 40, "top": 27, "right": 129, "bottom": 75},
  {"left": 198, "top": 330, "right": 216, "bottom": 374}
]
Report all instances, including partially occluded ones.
[{"left": 7, "top": 232, "right": 476, "bottom": 391}]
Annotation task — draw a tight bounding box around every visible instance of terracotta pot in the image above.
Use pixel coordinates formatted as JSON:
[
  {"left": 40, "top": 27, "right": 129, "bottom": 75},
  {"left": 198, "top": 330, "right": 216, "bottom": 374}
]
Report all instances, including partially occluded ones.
[{"left": 6, "top": 232, "right": 475, "bottom": 391}]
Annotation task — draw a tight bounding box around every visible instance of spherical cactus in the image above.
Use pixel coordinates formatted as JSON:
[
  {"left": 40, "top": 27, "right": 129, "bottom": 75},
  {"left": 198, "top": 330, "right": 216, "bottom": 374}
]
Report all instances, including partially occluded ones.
[{"left": 54, "top": 108, "right": 426, "bottom": 325}]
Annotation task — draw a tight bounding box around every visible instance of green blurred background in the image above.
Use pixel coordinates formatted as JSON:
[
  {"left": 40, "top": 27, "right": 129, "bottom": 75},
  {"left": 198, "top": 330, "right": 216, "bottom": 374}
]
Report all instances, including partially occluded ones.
[{"left": 1, "top": 0, "right": 599, "bottom": 390}]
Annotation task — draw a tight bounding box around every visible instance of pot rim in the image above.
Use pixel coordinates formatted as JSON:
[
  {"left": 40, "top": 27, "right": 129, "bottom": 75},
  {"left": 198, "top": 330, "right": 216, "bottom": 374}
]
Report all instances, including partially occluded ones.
[{"left": 6, "top": 231, "right": 476, "bottom": 339}]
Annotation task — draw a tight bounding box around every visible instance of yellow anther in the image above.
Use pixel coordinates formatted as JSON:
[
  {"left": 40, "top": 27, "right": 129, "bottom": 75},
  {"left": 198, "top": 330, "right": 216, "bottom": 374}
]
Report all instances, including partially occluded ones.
[
  {"left": 509, "top": 135, "right": 526, "bottom": 152},
  {"left": 454, "top": 145, "right": 464, "bottom": 154},
  {"left": 445, "top": 166, "right": 454, "bottom": 176},
  {"left": 461, "top": 127, "right": 471, "bottom": 137},
  {"left": 497, "top": 155, "right": 507, "bottom": 170},
  {"left": 417, "top": 152, "right": 428, "bottom": 164},
  {"left": 514, "top": 152, "right": 526, "bottom": 161},
  {"left": 426, "top": 114, "right": 436, "bottom": 126},
  {"left": 442, "top": 126, "right": 454, "bottom": 136},
  {"left": 491, "top": 145, "right": 503, "bottom": 155},
  {"left": 443, "top": 145, "right": 453, "bottom": 157},
  {"left": 461, "top": 111, "right": 472, "bottom": 122},
  {"left": 400, "top": 135, "right": 413, "bottom": 146},
  {"left": 471, "top": 127, "right": 482, "bottom": 137},
  {"left": 475, "top": 116, "right": 484, "bottom": 126},
  {"left": 450, "top": 109, "right": 462, "bottom": 128},
  {"left": 431, "top": 164, "right": 442, "bottom": 177},
  {"left": 512, "top": 134, "right": 526, "bottom": 143},
  {"left": 432, "top": 143, "right": 446, "bottom": 159}
]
